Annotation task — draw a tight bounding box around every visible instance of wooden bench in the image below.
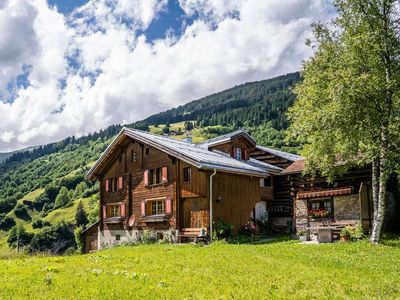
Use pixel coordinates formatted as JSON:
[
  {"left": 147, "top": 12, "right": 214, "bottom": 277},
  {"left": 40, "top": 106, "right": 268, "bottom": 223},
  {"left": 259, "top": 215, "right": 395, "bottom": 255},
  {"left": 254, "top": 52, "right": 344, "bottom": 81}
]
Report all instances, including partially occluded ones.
[{"left": 177, "top": 228, "right": 207, "bottom": 243}]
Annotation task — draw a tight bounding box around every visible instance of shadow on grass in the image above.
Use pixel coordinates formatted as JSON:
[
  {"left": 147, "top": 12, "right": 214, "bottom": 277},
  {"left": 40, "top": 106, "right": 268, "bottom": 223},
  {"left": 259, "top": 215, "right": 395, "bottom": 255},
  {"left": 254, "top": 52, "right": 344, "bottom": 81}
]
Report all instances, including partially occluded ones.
[
  {"left": 381, "top": 232, "right": 400, "bottom": 247},
  {"left": 225, "top": 234, "right": 294, "bottom": 245}
]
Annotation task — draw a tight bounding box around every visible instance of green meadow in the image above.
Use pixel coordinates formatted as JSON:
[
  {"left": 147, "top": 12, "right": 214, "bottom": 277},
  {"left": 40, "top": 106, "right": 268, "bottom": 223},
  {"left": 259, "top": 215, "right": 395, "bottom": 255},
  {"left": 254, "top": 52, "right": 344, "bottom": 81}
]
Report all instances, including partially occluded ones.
[{"left": 1, "top": 239, "right": 399, "bottom": 299}]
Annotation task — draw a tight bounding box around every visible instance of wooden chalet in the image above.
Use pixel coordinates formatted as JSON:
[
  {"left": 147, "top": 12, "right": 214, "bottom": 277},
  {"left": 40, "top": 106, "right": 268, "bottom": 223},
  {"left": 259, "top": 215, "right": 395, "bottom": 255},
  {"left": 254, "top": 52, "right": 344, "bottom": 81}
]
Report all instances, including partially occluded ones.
[
  {"left": 83, "top": 128, "right": 380, "bottom": 251},
  {"left": 84, "top": 128, "right": 283, "bottom": 251}
]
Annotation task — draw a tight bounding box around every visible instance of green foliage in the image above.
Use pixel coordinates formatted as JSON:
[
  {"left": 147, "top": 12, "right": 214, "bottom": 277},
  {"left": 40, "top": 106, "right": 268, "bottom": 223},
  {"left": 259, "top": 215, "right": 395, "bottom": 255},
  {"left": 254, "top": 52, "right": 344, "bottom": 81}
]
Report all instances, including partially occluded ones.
[
  {"left": 31, "top": 218, "right": 51, "bottom": 229},
  {"left": 340, "top": 224, "right": 364, "bottom": 241},
  {"left": 162, "top": 124, "right": 170, "bottom": 134},
  {"left": 0, "top": 214, "right": 16, "bottom": 231},
  {"left": 74, "top": 226, "right": 84, "bottom": 254},
  {"left": 0, "top": 198, "right": 17, "bottom": 214},
  {"left": 75, "top": 201, "right": 89, "bottom": 227},
  {"left": 246, "top": 122, "right": 299, "bottom": 153},
  {"left": 54, "top": 187, "right": 70, "bottom": 209},
  {"left": 140, "top": 230, "right": 157, "bottom": 244},
  {"left": 7, "top": 225, "right": 33, "bottom": 249},
  {"left": 74, "top": 182, "right": 88, "bottom": 198},
  {"left": 141, "top": 72, "right": 300, "bottom": 130},
  {"left": 30, "top": 221, "right": 75, "bottom": 254},
  {"left": 287, "top": 0, "right": 400, "bottom": 180},
  {"left": 184, "top": 120, "right": 194, "bottom": 131},
  {"left": 14, "top": 204, "right": 30, "bottom": 220},
  {"left": 213, "top": 219, "right": 234, "bottom": 239}
]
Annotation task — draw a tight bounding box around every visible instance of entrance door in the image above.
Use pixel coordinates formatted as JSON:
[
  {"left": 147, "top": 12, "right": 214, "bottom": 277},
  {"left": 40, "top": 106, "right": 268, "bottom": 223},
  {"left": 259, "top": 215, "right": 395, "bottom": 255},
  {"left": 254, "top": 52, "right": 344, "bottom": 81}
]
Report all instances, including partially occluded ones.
[{"left": 180, "top": 198, "right": 209, "bottom": 228}]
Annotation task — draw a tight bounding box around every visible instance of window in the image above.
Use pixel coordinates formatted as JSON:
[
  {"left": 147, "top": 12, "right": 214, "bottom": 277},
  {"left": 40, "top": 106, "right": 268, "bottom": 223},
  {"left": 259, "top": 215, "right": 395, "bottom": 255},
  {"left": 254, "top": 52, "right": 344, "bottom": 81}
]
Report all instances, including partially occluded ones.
[
  {"left": 183, "top": 167, "right": 192, "bottom": 182},
  {"left": 235, "top": 148, "right": 242, "bottom": 160},
  {"left": 119, "top": 155, "right": 122, "bottom": 163},
  {"left": 155, "top": 167, "right": 162, "bottom": 184},
  {"left": 131, "top": 149, "right": 137, "bottom": 162},
  {"left": 116, "top": 235, "right": 121, "bottom": 241},
  {"left": 113, "top": 177, "right": 118, "bottom": 191},
  {"left": 107, "top": 205, "right": 120, "bottom": 218},
  {"left": 148, "top": 169, "right": 154, "bottom": 185},
  {"left": 264, "top": 177, "right": 272, "bottom": 187},
  {"left": 145, "top": 167, "right": 166, "bottom": 186},
  {"left": 308, "top": 198, "right": 333, "bottom": 218},
  {"left": 150, "top": 200, "right": 165, "bottom": 215},
  {"left": 145, "top": 148, "right": 150, "bottom": 155}
]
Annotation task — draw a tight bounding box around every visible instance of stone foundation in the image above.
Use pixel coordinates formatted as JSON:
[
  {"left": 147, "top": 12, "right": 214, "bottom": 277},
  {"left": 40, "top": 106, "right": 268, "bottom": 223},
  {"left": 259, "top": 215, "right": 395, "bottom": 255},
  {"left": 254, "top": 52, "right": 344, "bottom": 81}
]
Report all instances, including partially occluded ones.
[{"left": 99, "top": 228, "right": 173, "bottom": 249}]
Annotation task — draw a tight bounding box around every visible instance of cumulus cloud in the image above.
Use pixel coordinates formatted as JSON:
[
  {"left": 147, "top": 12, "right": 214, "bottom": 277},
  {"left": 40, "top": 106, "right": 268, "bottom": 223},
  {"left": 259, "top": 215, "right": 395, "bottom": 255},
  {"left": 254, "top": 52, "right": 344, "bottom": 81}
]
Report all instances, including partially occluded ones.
[{"left": 0, "top": 0, "right": 335, "bottom": 151}]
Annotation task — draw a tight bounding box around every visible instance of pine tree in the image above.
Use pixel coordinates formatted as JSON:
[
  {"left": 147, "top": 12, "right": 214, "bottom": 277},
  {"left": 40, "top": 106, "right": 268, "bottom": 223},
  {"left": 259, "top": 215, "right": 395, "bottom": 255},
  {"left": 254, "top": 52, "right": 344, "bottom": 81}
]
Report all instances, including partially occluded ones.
[{"left": 75, "top": 201, "right": 89, "bottom": 227}]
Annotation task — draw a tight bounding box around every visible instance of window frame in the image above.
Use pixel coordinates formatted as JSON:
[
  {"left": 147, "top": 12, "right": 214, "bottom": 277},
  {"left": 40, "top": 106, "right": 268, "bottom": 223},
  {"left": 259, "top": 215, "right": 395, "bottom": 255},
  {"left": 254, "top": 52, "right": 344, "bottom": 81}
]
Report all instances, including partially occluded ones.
[
  {"left": 235, "top": 147, "right": 242, "bottom": 160},
  {"left": 149, "top": 199, "right": 165, "bottom": 216},
  {"left": 107, "top": 204, "right": 120, "bottom": 218},
  {"left": 183, "top": 167, "right": 192, "bottom": 183},
  {"left": 308, "top": 198, "right": 334, "bottom": 219}
]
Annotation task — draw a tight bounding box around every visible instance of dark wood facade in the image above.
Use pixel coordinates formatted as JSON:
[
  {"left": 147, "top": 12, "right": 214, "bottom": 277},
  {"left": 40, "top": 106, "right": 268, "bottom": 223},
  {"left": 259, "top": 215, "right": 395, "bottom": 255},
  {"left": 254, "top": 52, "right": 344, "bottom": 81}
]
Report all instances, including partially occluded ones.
[{"left": 85, "top": 132, "right": 268, "bottom": 250}]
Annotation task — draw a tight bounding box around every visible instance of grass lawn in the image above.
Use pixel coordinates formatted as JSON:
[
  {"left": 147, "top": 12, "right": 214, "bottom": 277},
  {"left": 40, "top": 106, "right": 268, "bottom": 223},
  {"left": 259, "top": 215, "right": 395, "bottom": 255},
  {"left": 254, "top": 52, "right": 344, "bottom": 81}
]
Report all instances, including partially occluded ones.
[{"left": 0, "top": 240, "right": 399, "bottom": 299}]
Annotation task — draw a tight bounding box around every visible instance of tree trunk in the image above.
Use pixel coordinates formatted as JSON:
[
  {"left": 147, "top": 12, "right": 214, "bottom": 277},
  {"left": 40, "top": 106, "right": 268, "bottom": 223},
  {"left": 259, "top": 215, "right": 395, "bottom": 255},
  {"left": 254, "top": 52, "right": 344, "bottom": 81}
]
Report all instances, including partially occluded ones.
[{"left": 370, "top": 132, "right": 389, "bottom": 244}]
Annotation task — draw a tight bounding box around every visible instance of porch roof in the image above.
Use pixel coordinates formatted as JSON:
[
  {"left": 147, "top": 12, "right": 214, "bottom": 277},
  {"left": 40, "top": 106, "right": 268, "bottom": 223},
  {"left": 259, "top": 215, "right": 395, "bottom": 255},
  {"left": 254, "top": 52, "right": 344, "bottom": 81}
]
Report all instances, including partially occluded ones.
[{"left": 296, "top": 187, "right": 353, "bottom": 199}]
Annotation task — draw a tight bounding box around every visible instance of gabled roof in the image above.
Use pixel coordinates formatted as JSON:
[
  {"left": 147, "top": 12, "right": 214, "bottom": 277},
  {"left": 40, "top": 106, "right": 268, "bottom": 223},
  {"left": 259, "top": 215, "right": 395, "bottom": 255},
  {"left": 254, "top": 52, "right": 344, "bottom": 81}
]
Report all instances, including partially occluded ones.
[
  {"left": 255, "top": 145, "right": 302, "bottom": 162},
  {"left": 197, "top": 129, "right": 256, "bottom": 149},
  {"left": 280, "top": 159, "right": 305, "bottom": 175},
  {"left": 86, "top": 128, "right": 272, "bottom": 180}
]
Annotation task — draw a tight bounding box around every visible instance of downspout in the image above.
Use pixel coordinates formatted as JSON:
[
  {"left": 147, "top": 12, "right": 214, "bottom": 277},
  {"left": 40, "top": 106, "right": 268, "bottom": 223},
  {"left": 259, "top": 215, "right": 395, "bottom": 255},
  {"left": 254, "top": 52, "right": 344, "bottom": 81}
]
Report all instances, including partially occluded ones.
[{"left": 209, "top": 169, "right": 217, "bottom": 243}]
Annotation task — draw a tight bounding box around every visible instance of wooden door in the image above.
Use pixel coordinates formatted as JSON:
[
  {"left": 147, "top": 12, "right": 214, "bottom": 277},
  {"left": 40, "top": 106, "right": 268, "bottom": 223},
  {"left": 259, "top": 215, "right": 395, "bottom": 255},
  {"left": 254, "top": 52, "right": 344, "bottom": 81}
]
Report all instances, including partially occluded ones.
[{"left": 180, "top": 198, "right": 209, "bottom": 229}]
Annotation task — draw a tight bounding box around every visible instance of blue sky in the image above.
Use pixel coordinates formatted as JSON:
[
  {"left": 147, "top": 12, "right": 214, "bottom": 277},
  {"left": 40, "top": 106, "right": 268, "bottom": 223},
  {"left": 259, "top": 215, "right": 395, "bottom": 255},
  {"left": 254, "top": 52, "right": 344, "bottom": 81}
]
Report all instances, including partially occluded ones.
[{"left": 0, "top": 0, "right": 335, "bottom": 152}]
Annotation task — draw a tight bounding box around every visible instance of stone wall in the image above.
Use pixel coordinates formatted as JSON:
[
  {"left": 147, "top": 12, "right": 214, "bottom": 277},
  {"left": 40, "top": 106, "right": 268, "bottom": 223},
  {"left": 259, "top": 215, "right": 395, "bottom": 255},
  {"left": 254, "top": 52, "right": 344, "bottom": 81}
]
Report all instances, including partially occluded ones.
[
  {"left": 334, "top": 194, "right": 361, "bottom": 221},
  {"left": 295, "top": 194, "right": 362, "bottom": 235},
  {"left": 294, "top": 199, "right": 308, "bottom": 231}
]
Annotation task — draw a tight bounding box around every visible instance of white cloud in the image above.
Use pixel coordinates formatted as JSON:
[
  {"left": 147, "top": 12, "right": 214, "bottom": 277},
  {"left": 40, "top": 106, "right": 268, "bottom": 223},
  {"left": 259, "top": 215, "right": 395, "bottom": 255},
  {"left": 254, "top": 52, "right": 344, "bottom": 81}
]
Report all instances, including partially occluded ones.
[{"left": 0, "top": 0, "right": 335, "bottom": 152}]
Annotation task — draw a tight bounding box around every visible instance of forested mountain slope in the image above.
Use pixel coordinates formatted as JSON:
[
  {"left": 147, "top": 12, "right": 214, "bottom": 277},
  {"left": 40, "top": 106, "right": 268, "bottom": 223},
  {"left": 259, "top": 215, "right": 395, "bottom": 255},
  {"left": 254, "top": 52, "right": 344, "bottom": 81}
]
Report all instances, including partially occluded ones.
[
  {"left": 141, "top": 72, "right": 300, "bottom": 129},
  {"left": 0, "top": 72, "right": 300, "bottom": 254}
]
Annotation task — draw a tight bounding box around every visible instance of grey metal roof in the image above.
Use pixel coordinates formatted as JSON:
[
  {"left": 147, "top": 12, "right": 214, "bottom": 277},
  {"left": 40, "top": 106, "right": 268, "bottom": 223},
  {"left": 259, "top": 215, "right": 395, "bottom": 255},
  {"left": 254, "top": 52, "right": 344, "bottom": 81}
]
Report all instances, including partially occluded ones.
[
  {"left": 255, "top": 145, "right": 302, "bottom": 162},
  {"left": 197, "top": 129, "right": 256, "bottom": 149},
  {"left": 86, "top": 128, "right": 271, "bottom": 180}
]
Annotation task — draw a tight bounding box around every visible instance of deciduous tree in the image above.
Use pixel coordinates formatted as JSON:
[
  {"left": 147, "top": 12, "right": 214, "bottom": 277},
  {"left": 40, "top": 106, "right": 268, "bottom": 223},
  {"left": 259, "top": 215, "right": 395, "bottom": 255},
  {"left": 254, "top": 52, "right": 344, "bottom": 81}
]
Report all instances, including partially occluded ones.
[{"left": 288, "top": 0, "right": 400, "bottom": 243}]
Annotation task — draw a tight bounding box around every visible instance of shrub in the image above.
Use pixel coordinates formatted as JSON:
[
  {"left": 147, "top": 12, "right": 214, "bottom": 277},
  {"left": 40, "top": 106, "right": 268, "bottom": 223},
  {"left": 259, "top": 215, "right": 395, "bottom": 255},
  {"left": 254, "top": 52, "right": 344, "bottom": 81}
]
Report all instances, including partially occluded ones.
[
  {"left": 0, "top": 198, "right": 17, "bottom": 214},
  {"left": 32, "top": 218, "right": 51, "bottom": 229},
  {"left": 213, "top": 219, "right": 234, "bottom": 239},
  {"left": 7, "top": 226, "right": 34, "bottom": 249},
  {"left": 340, "top": 224, "right": 364, "bottom": 241},
  {"left": 14, "top": 204, "right": 30, "bottom": 220},
  {"left": 74, "top": 226, "right": 84, "bottom": 254},
  {"left": 54, "top": 187, "right": 70, "bottom": 208},
  {"left": 0, "top": 214, "right": 16, "bottom": 231},
  {"left": 30, "top": 221, "right": 76, "bottom": 254},
  {"left": 141, "top": 230, "right": 157, "bottom": 244}
]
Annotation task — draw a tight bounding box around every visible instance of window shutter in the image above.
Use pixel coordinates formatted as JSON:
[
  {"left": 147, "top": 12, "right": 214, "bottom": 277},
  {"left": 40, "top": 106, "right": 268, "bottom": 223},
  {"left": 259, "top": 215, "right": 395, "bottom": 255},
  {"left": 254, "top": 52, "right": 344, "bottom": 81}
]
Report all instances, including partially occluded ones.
[
  {"left": 102, "top": 205, "right": 107, "bottom": 219},
  {"left": 105, "top": 179, "right": 109, "bottom": 192},
  {"left": 162, "top": 166, "right": 168, "bottom": 183},
  {"left": 144, "top": 170, "right": 149, "bottom": 186},
  {"left": 118, "top": 176, "right": 124, "bottom": 189},
  {"left": 165, "top": 197, "right": 172, "bottom": 214},
  {"left": 120, "top": 202, "right": 126, "bottom": 218},
  {"left": 141, "top": 201, "right": 146, "bottom": 217},
  {"left": 244, "top": 149, "right": 249, "bottom": 160},
  {"left": 230, "top": 146, "right": 235, "bottom": 158}
]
